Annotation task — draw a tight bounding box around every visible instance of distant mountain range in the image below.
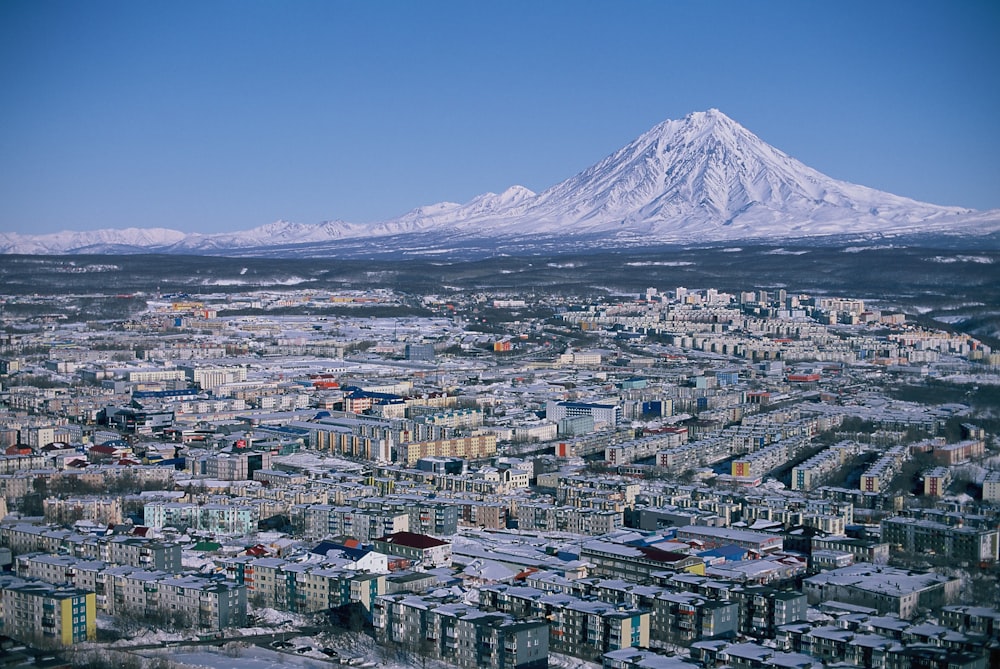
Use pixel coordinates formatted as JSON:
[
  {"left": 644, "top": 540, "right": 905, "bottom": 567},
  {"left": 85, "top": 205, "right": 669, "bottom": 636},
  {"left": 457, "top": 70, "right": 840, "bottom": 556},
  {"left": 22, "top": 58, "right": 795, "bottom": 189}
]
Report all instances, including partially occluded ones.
[{"left": 4, "top": 109, "right": 999, "bottom": 258}]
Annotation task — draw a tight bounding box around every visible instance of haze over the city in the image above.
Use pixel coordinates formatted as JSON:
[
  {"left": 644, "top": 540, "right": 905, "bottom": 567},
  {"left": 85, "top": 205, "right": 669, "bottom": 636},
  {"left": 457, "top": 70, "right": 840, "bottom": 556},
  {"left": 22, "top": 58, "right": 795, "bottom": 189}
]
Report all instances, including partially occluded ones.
[{"left": 1, "top": 0, "right": 998, "bottom": 236}]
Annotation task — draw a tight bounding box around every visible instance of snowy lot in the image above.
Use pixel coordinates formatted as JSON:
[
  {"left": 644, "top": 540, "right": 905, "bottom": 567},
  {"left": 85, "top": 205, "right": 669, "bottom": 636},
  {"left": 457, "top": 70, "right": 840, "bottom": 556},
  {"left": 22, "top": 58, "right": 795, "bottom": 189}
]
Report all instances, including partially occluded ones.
[{"left": 139, "top": 646, "right": 332, "bottom": 669}]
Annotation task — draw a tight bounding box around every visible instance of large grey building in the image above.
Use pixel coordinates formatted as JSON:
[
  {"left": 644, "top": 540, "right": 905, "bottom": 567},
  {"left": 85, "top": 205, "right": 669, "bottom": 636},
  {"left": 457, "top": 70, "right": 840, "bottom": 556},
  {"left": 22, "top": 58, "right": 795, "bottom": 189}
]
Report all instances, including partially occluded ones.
[{"left": 374, "top": 594, "right": 548, "bottom": 669}]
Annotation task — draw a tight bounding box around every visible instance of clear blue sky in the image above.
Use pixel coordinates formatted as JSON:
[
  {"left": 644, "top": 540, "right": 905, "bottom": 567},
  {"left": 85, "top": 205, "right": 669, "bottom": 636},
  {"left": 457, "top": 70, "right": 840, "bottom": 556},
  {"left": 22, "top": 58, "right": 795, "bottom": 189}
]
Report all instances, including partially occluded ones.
[{"left": 1, "top": 0, "right": 998, "bottom": 235}]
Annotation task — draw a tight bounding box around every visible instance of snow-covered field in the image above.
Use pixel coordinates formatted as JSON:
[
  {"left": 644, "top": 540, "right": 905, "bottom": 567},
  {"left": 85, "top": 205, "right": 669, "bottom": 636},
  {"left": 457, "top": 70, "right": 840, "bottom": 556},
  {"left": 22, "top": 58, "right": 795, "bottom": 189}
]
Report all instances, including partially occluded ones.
[{"left": 140, "top": 646, "right": 332, "bottom": 669}]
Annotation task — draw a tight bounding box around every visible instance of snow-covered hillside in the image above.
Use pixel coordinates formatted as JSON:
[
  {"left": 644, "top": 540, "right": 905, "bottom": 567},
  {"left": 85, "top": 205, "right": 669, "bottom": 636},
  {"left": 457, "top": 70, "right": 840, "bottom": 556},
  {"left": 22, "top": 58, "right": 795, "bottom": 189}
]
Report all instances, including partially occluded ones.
[{"left": 3, "top": 109, "right": 998, "bottom": 256}]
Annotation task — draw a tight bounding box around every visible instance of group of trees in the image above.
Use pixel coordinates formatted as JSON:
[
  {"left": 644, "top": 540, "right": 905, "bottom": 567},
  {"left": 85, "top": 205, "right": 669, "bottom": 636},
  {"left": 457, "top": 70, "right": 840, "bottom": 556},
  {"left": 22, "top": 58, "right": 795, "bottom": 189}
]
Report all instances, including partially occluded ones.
[{"left": 38, "top": 471, "right": 163, "bottom": 496}]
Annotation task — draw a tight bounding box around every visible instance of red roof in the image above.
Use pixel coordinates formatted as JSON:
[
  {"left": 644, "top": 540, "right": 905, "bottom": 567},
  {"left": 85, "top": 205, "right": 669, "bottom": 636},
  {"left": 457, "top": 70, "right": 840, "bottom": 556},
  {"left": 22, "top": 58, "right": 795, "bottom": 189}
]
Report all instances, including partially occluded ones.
[{"left": 376, "top": 531, "right": 448, "bottom": 549}]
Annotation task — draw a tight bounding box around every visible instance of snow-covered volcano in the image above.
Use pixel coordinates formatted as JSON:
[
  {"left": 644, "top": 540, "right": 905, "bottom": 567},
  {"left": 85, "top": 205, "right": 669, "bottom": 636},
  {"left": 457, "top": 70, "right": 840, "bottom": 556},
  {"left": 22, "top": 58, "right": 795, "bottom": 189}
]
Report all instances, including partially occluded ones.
[{"left": 2, "top": 109, "right": 996, "bottom": 256}]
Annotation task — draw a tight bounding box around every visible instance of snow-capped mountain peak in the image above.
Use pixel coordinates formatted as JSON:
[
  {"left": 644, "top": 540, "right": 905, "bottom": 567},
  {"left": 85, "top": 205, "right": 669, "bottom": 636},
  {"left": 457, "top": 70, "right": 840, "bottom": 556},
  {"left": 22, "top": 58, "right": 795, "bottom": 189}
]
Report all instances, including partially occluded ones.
[{"left": 1, "top": 110, "right": 995, "bottom": 256}]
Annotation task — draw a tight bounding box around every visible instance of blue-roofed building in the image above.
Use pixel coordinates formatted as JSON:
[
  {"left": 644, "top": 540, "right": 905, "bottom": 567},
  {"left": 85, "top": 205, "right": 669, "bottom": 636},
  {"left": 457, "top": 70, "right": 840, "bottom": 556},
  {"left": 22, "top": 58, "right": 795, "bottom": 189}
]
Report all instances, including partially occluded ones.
[{"left": 698, "top": 545, "right": 749, "bottom": 563}]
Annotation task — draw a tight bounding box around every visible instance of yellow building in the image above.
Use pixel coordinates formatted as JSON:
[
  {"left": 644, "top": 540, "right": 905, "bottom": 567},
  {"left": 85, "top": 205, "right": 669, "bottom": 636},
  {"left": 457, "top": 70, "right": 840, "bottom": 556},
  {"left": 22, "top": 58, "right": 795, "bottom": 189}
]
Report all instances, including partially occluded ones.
[
  {"left": 397, "top": 434, "right": 497, "bottom": 466},
  {"left": 0, "top": 577, "right": 96, "bottom": 646}
]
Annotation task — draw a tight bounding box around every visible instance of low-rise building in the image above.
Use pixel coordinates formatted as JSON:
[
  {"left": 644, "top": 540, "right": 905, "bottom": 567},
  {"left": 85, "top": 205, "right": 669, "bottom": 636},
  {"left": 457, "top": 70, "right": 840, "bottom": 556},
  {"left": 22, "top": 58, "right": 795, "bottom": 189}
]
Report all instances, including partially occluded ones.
[
  {"left": 675, "top": 526, "right": 783, "bottom": 556},
  {"left": 803, "top": 564, "right": 961, "bottom": 619},
  {"left": 372, "top": 531, "right": 452, "bottom": 568},
  {"left": 581, "top": 540, "right": 704, "bottom": 581}
]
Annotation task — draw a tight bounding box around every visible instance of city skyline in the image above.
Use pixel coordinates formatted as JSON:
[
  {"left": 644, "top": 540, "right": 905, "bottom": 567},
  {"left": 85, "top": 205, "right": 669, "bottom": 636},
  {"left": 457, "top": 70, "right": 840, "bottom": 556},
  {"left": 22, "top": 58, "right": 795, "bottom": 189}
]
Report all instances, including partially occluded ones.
[{"left": 1, "top": 0, "right": 998, "bottom": 236}]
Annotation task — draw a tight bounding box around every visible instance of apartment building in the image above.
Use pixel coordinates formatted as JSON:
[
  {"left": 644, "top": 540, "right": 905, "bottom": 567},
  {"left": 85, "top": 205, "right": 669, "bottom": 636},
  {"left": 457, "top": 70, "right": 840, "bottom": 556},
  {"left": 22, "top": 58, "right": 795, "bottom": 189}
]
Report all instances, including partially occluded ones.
[
  {"left": 179, "top": 364, "right": 248, "bottom": 391},
  {"left": 53, "top": 464, "right": 175, "bottom": 490},
  {"left": 15, "top": 553, "right": 105, "bottom": 589},
  {"left": 557, "top": 477, "right": 640, "bottom": 508},
  {"left": 932, "top": 440, "right": 985, "bottom": 465},
  {"left": 194, "top": 448, "right": 272, "bottom": 480},
  {"left": 397, "top": 434, "right": 498, "bottom": 466},
  {"left": 655, "top": 575, "right": 807, "bottom": 641},
  {"left": 295, "top": 504, "right": 410, "bottom": 541},
  {"left": 605, "top": 430, "right": 687, "bottom": 467},
  {"left": 940, "top": 605, "right": 1000, "bottom": 638},
  {"left": 414, "top": 408, "right": 484, "bottom": 430},
  {"left": 0, "top": 453, "right": 50, "bottom": 473},
  {"left": 727, "top": 586, "right": 808, "bottom": 638},
  {"left": 15, "top": 554, "right": 245, "bottom": 631},
  {"left": 43, "top": 495, "right": 124, "bottom": 525},
  {"left": 982, "top": 470, "right": 1000, "bottom": 502},
  {"left": 810, "top": 535, "right": 890, "bottom": 565},
  {"left": 803, "top": 564, "right": 961, "bottom": 619},
  {"left": 252, "top": 468, "right": 309, "bottom": 486},
  {"left": 104, "top": 568, "right": 245, "bottom": 629},
  {"left": 0, "top": 575, "right": 96, "bottom": 647},
  {"left": 517, "top": 504, "right": 622, "bottom": 536},
  {"left": 551, "top": 598, "right": 649, "bottom": 658},
  {"left": 881, "top": 516, "right": 999, "bottom": 564},
  {"left": 0, "top": 524, "right": 182, "bottom": 572},
  {"left": 374, "top": 594, "right": 548, "bottom": 669},
  {"left": 225, "top": 556, "right": 385, "bottom": 616},
  {"left": 653, "top": 591, "right": 739, "bottom": 644},
  {"left": 91, "top": 535, "right": 181, "bottom": 571},
  {"left": 923, "top": 467, "right": 951, "bottom": 497},
  {"left": 356, "top": 497, "right": 459, "bottom": 536},
  {"left": 124, "top": 368, "right": 187, "bottom": 385},
  {"left": 729, "top": 441, "right": 789, "bottom": 482},
  {"left": 143, "top": 501, "right": 257, "bottom": 535},
  {"left": 478, "top": 584, "right": 649, "bottom": 659},
  {"left": 859, "top": 444, "right": 911, "bottom": 494},
  {"left": 452, "top": 499, "right": 509, "bottom": 530},
  {"left": 790, "top": 441, "right": 858, "bottom": 492},
  {"left": 546, "top": 401, "right": 621, "bottom": 428}
]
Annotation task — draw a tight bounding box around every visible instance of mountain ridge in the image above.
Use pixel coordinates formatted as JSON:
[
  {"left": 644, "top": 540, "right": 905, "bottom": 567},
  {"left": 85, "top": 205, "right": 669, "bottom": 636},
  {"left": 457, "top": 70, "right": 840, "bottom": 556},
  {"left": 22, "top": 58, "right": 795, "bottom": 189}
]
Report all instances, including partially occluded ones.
[{"left": 3, "top": 109, "right": 997, "bottom": 257}]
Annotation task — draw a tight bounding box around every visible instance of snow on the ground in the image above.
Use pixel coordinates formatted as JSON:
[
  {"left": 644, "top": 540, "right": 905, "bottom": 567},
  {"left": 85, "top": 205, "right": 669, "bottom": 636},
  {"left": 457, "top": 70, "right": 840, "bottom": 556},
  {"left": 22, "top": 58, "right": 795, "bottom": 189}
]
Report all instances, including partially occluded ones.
[
  {"left": 548, "top": 652, "right": 601, "bottom": 669},
  {"left": 89, "top": 607, "right": 317, "bottom": 651},
  {"left": 137, "top": 646, "right": 331, "bottom": 669}
]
